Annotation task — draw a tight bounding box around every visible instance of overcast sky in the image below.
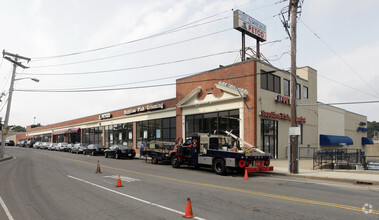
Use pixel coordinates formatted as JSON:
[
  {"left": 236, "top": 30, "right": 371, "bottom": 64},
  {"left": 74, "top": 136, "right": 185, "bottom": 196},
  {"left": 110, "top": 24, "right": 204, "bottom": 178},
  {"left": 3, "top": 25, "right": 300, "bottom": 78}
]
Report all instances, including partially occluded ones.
[{"left": 0, "top": 0, "right": 378, "bottom": 127}]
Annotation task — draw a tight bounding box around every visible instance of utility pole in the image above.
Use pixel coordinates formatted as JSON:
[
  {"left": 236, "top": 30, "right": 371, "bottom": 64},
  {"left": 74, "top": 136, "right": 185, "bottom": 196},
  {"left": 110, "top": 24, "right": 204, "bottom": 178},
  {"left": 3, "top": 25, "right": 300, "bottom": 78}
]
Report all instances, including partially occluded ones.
[
  {"left": 289, "top": 0, "right": 300, "bottom": 174},
  {"left": 0, "top": 50, "right": 30, "bottom": 158}
]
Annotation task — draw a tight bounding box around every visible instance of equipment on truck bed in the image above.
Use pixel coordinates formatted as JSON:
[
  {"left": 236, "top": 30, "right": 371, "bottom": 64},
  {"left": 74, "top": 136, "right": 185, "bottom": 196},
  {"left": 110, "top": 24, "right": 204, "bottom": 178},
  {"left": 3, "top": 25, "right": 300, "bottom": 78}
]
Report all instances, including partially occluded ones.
[{"left": 169, "top": 132, "right": 273, "bottom": 175}]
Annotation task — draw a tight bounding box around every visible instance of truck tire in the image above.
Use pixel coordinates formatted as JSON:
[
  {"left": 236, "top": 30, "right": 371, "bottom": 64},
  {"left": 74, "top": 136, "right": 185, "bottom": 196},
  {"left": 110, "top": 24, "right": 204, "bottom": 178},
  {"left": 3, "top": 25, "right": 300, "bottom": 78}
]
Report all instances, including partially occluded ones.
[
  {"left": 105, "top": 152, "right": 108, "bottom": 158},
  {"left": 171, "top": 156, "right": 180, "bottom": 168},
  {"left": 213, "top": 158, "right": 227, "bottom": 175},
  {"left": 115, "top": 153, "right": 120, "bottom": 159},
  {"left": 91, "top": 151, "right": 95, "bottom": 156},
  {"left": 151, "top": 156, "right": 158, "bottom": 164}
]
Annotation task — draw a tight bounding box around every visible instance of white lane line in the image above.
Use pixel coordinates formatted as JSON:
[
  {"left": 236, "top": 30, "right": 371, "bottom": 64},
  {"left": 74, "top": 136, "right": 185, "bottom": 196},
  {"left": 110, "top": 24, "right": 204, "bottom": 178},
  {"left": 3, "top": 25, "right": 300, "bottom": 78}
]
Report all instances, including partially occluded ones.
[
  {"left": 67, "top": 175, "right": 206, "bottom": 220},
  {"left": 104, "top": 175, "right": 140, "bottom": 182},
  {"left": 0, "top": 196, "right": 14, "bottom": 220}
]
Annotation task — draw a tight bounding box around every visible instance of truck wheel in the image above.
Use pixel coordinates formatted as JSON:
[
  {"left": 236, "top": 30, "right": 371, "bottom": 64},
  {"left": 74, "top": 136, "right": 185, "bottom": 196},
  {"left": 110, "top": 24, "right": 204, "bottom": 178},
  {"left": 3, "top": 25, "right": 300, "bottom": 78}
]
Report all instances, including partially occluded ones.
[
  {"left": 115, "top": 153, "right": 120, "bottom": 159},
  {"left": 213, "top": 158, "right": 227, "bottom": 175},
  {"left": 91, "top": 151, "right": 95, "bottom": 156},
  {"left": 105, "top": 152, "right": 108, "bottom": 158},
  {"left": 151, "top": 156, "right": 158, "bottom": 164},
  {"left": 171, "top": 156, "right": 180, "bottom": 168}
]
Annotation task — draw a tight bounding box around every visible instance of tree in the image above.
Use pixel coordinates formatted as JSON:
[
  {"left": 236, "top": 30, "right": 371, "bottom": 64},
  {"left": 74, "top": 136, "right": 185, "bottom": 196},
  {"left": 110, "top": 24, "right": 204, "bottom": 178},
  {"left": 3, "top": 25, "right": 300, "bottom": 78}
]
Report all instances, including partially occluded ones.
[
  {"left": 367, "top": 121, "right": 379, "bottom": 138},
  {"left": 10, "top": 125, "right": 26, "bottom": 132}
]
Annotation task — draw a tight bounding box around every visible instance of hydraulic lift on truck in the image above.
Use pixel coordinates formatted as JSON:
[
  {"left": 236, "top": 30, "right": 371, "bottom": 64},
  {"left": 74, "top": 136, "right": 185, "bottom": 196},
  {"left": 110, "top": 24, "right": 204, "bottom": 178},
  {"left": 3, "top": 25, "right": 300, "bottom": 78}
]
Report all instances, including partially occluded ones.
[{"left": 170, "top": 131, "right": 274, "bottom": 175}]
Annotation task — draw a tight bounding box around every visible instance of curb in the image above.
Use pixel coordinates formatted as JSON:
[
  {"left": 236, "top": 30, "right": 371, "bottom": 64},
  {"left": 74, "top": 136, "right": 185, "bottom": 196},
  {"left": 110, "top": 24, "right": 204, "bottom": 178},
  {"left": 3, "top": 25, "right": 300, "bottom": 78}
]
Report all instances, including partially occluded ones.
[
  {"left": 265, "top": 171, "right": 379, "bottom": 186},
  {"left": 0, "top": 155, "right": 13, "bottom": 163}
]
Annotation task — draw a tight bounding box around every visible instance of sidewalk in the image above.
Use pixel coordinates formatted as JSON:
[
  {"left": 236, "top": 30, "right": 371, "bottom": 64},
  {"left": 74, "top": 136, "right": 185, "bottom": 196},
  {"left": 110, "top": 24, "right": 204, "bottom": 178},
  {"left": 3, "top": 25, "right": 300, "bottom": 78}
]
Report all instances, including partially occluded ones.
[{"left": 269, "top": 159, "right": 379, "bottom": 185}]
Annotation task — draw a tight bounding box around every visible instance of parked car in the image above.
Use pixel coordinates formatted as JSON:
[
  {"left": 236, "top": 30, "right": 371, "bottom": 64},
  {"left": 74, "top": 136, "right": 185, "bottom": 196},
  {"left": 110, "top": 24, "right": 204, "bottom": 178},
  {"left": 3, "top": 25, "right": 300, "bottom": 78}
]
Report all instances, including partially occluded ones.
[
  {"left": 20, "top": 140, "right": 27, "bottom": 147},
  {"left": 47, "top": 143, "right": 57, "bottom": 150},
  {"left": 26, "top": 140, "right": 36, "bottom": 148},
  {"left": 71, "top": 143, "right": 88, "bottom": 154},
  {"left": 83, "top": 144, "right": 104, "bottom": 156},
  {"left": 57, "top": 142, "right": 69, "bottom": 151},
  {"left": 67, "top": 143, "right": 75, "bottom": 152},
  {"left": 104, "top": 145, "right": 136, "bottom": 159},
  {"left": 33, "top": 141, "right": 42, "bottom": 149},
  {"left": 41, "top": 142, "right": 50, "bottom": 150},
  {"left": 5, "top": 140, "right": 15, "bottom": 146}
]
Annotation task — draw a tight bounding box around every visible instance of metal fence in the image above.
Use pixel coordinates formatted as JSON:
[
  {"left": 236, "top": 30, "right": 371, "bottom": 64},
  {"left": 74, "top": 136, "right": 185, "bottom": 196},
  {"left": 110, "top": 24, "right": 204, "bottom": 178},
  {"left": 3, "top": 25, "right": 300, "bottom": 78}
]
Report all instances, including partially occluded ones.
[{"left": 313, "top": 148, "right": 364, "bottom": 170}]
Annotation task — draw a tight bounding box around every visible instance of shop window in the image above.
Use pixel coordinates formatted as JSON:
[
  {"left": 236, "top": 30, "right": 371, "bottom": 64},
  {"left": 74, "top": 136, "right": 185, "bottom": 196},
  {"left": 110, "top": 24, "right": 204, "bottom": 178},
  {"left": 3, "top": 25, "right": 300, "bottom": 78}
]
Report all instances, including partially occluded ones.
[
  {"left": 303, "top": 86, "right": 308, "bottom": 99},
  {"left": 283, "top": 79, "right": 290, "bottom": 96},
  {"left": 261, "top": 70, "right": 281, "bottom": 94}
]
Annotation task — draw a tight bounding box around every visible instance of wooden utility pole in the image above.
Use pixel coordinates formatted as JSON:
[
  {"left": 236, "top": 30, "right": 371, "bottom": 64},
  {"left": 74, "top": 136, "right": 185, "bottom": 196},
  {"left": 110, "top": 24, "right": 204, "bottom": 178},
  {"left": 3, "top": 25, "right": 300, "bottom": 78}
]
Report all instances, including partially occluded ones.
[
  {"left": 289, "top": 0, "right": 299, "bottom": 174},
  {"left": 0, "top": 50, "right": 30, "bottom": 159}
]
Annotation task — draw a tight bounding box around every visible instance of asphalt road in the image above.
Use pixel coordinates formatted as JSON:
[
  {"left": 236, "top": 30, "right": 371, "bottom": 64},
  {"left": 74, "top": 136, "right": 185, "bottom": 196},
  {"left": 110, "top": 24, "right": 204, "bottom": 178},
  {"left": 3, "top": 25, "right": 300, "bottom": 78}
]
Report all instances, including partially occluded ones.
[{"left": 0, "top": 147, "right": 378, "bottom": 220}]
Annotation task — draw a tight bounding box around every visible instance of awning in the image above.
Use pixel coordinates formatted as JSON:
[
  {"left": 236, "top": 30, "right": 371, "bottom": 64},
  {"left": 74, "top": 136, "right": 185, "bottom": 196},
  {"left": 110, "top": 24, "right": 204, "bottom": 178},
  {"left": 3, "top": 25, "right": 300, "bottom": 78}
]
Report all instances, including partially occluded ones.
[
  {"left": 362, "top": 137, "right": 374, "bottom": 145},
  {"left": 320, "top": 134, "right": 353, "bottom": 146},
  {"left": 53, "top": 128, "right": 81, "bottom": 135}
]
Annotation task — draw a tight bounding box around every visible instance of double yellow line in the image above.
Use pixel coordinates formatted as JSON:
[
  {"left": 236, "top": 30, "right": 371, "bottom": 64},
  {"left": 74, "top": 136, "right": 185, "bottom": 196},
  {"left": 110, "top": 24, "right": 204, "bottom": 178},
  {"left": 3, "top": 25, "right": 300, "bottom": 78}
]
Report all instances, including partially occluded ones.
[{"left": 37, "top": 152, "right": 379, "bottom": 215}]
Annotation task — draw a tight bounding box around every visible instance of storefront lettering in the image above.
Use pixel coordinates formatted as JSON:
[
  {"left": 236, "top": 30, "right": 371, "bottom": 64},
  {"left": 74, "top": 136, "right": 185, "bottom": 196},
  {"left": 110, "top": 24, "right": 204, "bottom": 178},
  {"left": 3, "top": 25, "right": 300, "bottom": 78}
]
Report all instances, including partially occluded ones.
[
  {"left": 275, "top": 95, "right": 291, "bottom": 105},
  {"left": 98, "top": 113, "right": 112, "bottom": 120},
  {"left": 124, "top": 103, "right": 164, "bottom": 115},
  {"left": 260, "top": 110, "right": 306, "bottom": 123}
]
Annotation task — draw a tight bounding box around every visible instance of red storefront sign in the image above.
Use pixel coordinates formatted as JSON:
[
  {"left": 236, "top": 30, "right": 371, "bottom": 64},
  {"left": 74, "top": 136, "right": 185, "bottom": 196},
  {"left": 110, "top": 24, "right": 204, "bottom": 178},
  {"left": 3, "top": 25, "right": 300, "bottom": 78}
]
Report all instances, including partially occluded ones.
[{"left": 261, "top": 110, "right": 306, "bottom": 124}]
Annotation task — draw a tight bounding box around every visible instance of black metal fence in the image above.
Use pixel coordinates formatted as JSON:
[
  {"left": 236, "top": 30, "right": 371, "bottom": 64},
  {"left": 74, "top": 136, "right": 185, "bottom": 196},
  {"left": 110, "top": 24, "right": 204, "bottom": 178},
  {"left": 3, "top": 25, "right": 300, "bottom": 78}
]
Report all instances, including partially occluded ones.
[{"left": 313, "top": 148, "right": 364, "bottom": 170}]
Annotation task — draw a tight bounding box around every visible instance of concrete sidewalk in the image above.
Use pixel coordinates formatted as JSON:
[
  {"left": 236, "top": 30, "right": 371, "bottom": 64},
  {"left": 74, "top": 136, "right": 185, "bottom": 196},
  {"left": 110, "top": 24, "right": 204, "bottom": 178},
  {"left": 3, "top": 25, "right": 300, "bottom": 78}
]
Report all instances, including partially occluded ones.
[{"left": 269, "top": 159, "right": 379, "bottom": 185}]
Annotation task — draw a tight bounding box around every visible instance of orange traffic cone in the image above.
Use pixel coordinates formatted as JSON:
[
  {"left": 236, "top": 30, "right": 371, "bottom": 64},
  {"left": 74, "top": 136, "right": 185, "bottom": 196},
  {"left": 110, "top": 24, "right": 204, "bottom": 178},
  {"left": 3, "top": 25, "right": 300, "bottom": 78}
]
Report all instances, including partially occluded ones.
[
  {"left": 244, "top": 168, "right": 249, "bottom": 180},
  {"left": 183, "top": 198, "right": 195, "bottom": 218},
  {"left": 96, "top": 160, "right": 102, "bottom": 174},
  {"left": 116, "top": 175, "right": 123, "bottom": 187}
]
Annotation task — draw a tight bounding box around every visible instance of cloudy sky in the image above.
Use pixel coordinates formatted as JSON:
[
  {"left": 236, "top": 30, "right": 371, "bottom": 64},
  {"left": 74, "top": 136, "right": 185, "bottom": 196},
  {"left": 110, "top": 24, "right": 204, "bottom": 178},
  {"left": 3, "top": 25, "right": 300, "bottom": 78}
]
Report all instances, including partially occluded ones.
[{"left": 0, "top": 0, "right": 378, "bottom": 127}]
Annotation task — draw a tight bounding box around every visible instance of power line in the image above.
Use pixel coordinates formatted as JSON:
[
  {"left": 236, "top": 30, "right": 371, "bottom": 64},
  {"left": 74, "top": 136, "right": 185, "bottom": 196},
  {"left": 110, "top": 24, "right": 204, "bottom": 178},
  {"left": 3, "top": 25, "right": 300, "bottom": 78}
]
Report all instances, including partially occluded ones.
[
  {"left": 298, "top": 100, "right": 379, "bottom": 106},
  {"left": 22, "top": 50, "right": 239, "bottom": 76},
  {"left": 30, "top": 1, "right": 285, "bottom": 62},
  {"left": 30, "top": 28, "right": 233, "bottom": 68},
  {"left": 31, "top": 11, "right": 232, "bottom": 61},
  {"left": 299, "top": 18, "right": 379, "bottom": 97},
  {"left": 15, "top": 73, "right": 260, "bottom": 93}
]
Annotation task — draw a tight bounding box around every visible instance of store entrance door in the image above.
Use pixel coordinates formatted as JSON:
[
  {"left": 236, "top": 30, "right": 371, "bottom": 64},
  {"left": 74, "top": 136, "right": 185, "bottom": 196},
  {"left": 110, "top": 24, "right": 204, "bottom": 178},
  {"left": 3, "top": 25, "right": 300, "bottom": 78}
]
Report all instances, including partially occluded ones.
[{"left": 261, "top": 119, "right": 278, "bottom": 159}]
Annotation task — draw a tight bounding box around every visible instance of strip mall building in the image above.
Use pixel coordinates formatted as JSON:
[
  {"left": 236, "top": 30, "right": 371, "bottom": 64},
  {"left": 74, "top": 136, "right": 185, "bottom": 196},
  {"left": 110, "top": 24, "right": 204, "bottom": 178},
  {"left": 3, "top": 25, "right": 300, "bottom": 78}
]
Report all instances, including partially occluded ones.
[{"left": 20, "top": 58, "right": 373, "bottom": 159}]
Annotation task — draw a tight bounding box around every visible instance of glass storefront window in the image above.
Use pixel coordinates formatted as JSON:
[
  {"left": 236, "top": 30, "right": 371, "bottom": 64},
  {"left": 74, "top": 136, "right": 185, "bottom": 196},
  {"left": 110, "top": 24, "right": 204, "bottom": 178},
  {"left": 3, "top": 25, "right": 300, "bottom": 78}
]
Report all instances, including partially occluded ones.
[{"left": 185, "top": 109, "right": 240, "bottom": 138}]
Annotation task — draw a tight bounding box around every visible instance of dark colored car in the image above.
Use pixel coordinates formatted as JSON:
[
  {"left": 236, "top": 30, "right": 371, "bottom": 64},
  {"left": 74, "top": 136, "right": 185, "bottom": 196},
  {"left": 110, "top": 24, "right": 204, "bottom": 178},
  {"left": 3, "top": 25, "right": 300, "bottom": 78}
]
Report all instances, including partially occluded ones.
[
  {"left": 5, "top": 140, "right": 15, "bottom": 146},
  {"left": 83, "top": 144, "right": 104, "bottom": 156},
  {"left": 104, "top": 145, "right": 136, "bottom": 159}
]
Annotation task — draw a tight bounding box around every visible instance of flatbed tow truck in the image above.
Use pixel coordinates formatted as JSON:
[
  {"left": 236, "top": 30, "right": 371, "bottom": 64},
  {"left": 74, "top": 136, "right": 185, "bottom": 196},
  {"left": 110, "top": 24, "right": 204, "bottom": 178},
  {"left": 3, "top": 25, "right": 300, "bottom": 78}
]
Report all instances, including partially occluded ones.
[{"left": 170, "top": 131, "right": 274, "bottom": 175}]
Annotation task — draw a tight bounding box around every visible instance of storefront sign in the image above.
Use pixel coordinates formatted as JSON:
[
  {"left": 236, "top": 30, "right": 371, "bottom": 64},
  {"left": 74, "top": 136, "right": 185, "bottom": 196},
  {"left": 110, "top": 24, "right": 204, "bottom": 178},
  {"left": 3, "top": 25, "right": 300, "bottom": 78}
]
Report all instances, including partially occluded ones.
[
  {"left": 98, "top": 113, "right": 112, "bottom": 120},
  {"left": 124, "top": 103, "right": 164, "bottom": 115},
  {"left": 260, "top": 110, "right": 306, "bottom": 123},
  {"left": 357, "top": 122, "right": 368, "bottom": 132},
  {"left": 218, "top": 81, "right": 248, "bottom": 95},
  {"left": 233, "top": 9, "right": 267, "bottom": 42},
  {"left": 275, "top": 95, "right": 291, "bottom": 105}
]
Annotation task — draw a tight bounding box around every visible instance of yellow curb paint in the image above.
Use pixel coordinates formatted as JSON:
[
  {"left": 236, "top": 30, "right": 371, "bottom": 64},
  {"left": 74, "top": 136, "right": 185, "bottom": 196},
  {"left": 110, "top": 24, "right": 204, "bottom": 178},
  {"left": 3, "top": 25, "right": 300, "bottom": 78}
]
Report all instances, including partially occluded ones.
[{"left": 36, "top": 152, "right": 379, "bottom": 215}]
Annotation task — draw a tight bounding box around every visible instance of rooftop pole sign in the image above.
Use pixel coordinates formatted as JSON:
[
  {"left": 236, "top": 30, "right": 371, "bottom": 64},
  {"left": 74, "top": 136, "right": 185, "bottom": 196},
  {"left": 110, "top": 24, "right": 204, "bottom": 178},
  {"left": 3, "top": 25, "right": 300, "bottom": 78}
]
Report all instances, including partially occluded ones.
[{"left": 233, "top": 9, "right": 267, "bottom": 42}]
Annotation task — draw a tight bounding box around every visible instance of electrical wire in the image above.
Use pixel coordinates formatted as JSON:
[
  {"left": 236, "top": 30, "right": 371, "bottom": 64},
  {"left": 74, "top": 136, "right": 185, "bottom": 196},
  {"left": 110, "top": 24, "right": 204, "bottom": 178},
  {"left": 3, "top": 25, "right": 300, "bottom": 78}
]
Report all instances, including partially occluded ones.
[
  {"left": 30, "top": 28, "right": 233, "bottom": 68},
  {"left": 299, "top": 18, "right": 379, "bottom": 97},
  {"left": 30, "top": 0, "right": 286, "bottom": 62},
  {"left": 22, "top": 50, "right": 239, "bottom": 76}
]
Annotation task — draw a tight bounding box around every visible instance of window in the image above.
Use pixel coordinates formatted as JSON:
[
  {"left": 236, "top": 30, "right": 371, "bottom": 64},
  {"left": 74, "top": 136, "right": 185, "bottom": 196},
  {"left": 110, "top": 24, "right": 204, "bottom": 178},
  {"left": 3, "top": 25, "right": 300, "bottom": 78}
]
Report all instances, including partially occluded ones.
[
  {"left": 283, "top": 79, "right": 290, "bottom": 96},
  {"left": 261, "top": 70, "right": 281, "bottom": 93},
  {"left": 296, "top": 84, "right": 301, "bottom": 99},
  {"left": 185, "top": 109, "right": 240, "bottom": 138},
  {"left": 261, "top": 119, "right": 278, "bottom": 159},
  {"left": 303, "top": 86, "right": 308, "bottom": 99}
]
